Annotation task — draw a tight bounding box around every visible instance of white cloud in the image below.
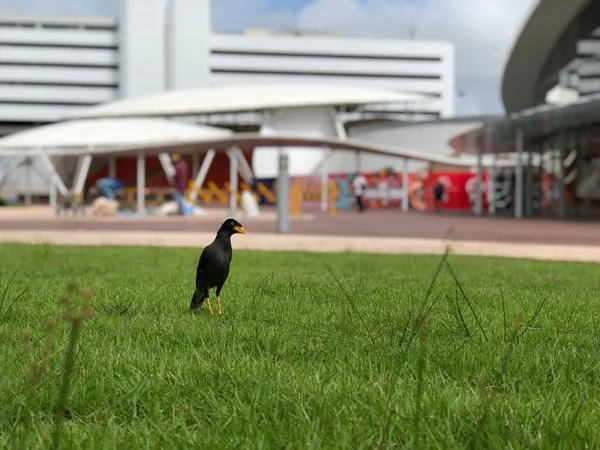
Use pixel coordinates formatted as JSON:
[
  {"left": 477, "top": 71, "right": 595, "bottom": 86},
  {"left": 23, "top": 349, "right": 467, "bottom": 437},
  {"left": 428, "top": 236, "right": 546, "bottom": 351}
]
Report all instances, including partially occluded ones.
[
  {"left": 212, "top": 0, "right": 538, "bottom": 114},
  {"left": 298, "top": 0, "right": 535, "bottom": 77},
  {"left": 211, "top": 0, "right": 296, "bottom": 32}
]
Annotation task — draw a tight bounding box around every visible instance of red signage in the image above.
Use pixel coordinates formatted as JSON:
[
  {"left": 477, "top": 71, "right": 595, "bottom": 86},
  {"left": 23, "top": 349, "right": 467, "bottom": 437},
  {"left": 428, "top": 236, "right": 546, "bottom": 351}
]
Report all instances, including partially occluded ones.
[{"left": 329, "top": 171, "right": 492, "bottom": 212}]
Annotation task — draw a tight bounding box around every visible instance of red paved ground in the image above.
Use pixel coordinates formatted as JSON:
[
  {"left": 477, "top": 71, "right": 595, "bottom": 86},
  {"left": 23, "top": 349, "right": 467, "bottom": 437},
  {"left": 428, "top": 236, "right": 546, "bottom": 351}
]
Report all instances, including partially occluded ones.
[{"left": 1, "top": 208, "right": 599, "bottom": 246}]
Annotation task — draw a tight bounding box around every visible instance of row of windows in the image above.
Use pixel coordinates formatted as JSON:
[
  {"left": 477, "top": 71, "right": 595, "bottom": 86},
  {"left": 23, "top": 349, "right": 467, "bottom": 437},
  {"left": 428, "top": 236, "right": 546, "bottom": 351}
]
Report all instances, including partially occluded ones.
[
  {"left": 212, "top": 68, "right": 440, "bottom": 81},
  {"left": 211, "top": 49, "right": 442, "bottom": 63}
]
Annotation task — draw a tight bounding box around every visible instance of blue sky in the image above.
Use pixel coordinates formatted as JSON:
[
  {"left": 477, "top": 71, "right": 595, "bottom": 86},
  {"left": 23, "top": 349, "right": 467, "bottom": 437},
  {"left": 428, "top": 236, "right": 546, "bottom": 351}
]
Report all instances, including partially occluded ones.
[{"left": 0, "top": 0, "right": 537, "bottom": 115}]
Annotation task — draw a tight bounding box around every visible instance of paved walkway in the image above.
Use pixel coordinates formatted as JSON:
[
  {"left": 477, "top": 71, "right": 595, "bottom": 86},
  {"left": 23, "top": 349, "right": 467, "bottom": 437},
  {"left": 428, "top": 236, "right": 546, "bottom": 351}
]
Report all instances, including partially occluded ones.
[
  {"left": 1, "top": 229, "right": 599, "bottom": 263},
  {"left": 1, "top": 206, "right": 599, "bottom": 262},
  {"left": 3, "top": 207, "right": 600, "bottom": 245}
]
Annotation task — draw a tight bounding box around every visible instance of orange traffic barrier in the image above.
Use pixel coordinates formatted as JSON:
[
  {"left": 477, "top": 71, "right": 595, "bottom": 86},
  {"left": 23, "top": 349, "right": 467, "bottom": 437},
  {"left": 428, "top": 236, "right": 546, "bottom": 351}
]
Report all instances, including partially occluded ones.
[
  {"left": 328, "top": 180, "right": 338, "bottom": 216},
  {"left": 207, "top": 181, "right": 228, "bottom": 204},
  {"left": 256, "top": 182, "right": 277, "bottom": 204},
  {"left": 290, "top": 180, "right": 303, "bottom": 219}
]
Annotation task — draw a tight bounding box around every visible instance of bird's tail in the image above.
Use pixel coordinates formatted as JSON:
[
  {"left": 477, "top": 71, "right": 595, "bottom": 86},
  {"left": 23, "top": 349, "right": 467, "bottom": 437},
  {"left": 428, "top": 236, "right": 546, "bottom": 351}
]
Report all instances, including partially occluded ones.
[{"left": 190, "top": 289, "right": 206, "bottom": 310}]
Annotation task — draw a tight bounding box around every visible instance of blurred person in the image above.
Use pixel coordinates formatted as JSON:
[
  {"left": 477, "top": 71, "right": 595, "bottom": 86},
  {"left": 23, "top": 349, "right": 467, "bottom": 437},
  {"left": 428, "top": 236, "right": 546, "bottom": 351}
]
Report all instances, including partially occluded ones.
[
  {"left": 91, "top": 196, "right": 119, "bottom": 217},
  {"left": 433, "top": 180, "right": 445, "bottom": 212},
  {"left": 377, "top": 170, "right": 390, "bottom": 207},
  {"left": 93, "top": 176, "right": 124, "bottom": 200},
  {"left": 352, "top": 172, "right": 367, "bottom": 213},
  {"left": 171, "top": 153, "right": 189, "bottom": 215}
]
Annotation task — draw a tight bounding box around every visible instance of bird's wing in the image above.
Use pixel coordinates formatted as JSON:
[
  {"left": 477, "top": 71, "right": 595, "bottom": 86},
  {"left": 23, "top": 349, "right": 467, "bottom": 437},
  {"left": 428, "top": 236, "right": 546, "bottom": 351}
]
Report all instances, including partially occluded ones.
[{"left": 195, "top": 244, "right": 212, "bottom": 286}]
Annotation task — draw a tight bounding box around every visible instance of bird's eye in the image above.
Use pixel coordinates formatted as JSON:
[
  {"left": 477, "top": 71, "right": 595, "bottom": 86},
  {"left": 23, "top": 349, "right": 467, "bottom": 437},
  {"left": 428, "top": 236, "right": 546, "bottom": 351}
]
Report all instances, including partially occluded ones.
[{"left": 230, "top": 221, "right": 234, "bottom": 226}]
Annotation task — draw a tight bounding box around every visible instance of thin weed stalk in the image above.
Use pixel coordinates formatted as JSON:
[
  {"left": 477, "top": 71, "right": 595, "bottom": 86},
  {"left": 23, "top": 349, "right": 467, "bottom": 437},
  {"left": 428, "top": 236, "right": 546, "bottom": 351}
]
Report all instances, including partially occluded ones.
[
  {"left": 444, "top": 259, "right": 488, "bottom": 341},
  {"left": 325, "top": 265, "right": 375, "bottom": 345},
  {"left": 51, "top": 285, "right": 93, "bottom": 450},
  {"left": 377, "top": 248, "right": 449, "bottom": 448},
  {"left": 413, "top": 317, "right": 427, "bottom": 447}
]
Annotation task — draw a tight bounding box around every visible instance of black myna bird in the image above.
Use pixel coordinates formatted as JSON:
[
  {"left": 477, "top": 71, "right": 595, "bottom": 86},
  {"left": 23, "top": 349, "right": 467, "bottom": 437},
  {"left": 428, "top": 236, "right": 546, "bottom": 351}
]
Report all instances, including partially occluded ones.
[{"left": 190, "top": 218, "right": 246, "bottom": 315}]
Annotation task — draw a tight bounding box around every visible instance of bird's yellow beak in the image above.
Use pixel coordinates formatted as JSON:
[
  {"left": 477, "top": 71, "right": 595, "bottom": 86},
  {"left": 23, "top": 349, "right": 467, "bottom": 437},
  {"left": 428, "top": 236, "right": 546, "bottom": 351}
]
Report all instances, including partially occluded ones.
[{"left": 234, "top": 226, "right": 246, "bottom": 235}]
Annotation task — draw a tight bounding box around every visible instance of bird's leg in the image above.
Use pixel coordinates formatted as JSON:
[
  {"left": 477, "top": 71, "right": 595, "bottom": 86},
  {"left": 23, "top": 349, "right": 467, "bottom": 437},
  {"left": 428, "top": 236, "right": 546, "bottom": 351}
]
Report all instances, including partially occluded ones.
[
  {"left": 217, "top": 296, "right": 223, "bottom": 315},
  {"left": 206, "top": 297, "right": 215, "bottom": 316}
]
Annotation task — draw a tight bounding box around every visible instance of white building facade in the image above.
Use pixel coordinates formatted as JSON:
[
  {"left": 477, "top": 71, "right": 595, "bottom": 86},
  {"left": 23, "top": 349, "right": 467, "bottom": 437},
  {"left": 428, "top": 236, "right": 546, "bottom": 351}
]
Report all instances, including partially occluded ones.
[{"left": 0, "top": 0, "right": 454, "bottom": 135}]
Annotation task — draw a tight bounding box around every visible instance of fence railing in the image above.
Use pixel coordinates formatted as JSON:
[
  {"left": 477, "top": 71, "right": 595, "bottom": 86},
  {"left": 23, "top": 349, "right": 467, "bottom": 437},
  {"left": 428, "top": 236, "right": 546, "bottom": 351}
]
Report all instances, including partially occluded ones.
[{"left": 47, "top": 179, "right": 339, "bottom": 217}]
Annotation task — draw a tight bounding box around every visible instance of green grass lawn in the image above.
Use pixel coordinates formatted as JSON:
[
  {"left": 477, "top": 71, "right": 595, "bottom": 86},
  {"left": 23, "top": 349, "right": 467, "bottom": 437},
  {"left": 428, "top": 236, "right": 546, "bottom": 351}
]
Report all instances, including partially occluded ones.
[{"left": 1, "top": 242, "right": 600, "bottom": 449}]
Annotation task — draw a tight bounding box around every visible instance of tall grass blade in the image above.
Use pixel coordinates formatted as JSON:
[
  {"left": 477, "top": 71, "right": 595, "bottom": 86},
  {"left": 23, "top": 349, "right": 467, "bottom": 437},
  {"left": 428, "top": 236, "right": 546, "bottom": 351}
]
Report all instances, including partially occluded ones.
[
  {"left": 326, "top": 265, "right": 374, "bottom": 345},
  {"left": 444, "top": 259, "right": 488, "bottom": 341}
]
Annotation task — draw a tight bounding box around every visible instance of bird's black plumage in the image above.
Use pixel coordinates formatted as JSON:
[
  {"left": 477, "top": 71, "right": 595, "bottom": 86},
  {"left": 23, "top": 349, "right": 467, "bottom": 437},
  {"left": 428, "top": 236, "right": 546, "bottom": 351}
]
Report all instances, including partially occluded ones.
[{"left": 190, "top": 218, "right": 246, "bottom": 315}]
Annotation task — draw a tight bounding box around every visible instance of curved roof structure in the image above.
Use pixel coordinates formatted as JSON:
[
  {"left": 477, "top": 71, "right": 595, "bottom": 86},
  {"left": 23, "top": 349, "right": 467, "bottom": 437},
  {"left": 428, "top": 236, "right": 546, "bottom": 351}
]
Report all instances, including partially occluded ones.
[
  {"left": 0, "top": 118, "right": 232, "bottom": 150},
  {"left": 450, "top": 91, "right": 600, "bottom": 155},
  {"left": 502, "top": 0, "right": 597, "bottom": 113},
  {"left": 0, "top": 131, "right": 516, "bottom": 168},
  {"left": 67, "top": 84, "right": 432, "bottom": 120}
]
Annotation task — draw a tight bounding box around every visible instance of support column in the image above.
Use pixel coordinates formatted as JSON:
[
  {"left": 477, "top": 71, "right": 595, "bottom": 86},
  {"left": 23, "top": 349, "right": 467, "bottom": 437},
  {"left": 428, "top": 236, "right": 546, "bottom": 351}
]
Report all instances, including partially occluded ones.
[
  {"left": 515, "top": 129, "right": 524, "bottom": 219},
  {"left": 228, "top": 149, "right": 238, "bottom": 215},
  {"left": 49, "top": 179, "right": 57, "bottom": 210},
  {"left": 538, "top": 143, "right": 547, "bottom": 216},
  {"left": 355, "top": 150, "right": 361, "bottom": 173},
  {"left": 24, "top": 158, "right": 32, "bottom": 206},
  {"left": 427, "top": 163, "right": 433, "bottom": 211},
  {"left": 276, "top": 152, "right": 290, "bottom": 234},
  {"left": 39, "top": 154, "right": 68, "bottom": 197},
  {"left": 558, "top": 133, "right": 566, "bottom": 219},
  {"left": 525, "top": 147, "right": 533, "bottom": 217},
  {"left": 0, "top": 156, "right": 25, "bottom": 186},
  {"left": 192, "top": 153, "right": 200, "bottom": 180},
  {"left": 108, "top": 156, "right": 117, "bottom": 179},
  {"left": 158, "top": 152, "right": 176, "bottom": 184},
  {"left": 475, "top": 142, "right": 483, "bottom": 216},
  {"left": 575, "top": 131, "right": 585, "bottom": 218},
  {"left": 189, "top": 149, "right": 215, "bottom": 203},
  {"left": 231, "top": 147, "right": 254, "bottom": 184},
  {"left": 402, "top": 157, "right": 409, "bottom": 212},
  {"left": 488, "top": 159, "right": 496, "bottom": 215},
  {"left": 137, "top": 153, "right": 145, "bottom": 213},
  {"left": 553, "top": 142, "right": 560, "bottom": 214},
  {"left": 320, "top": 148, "right": 330, "bottom": 213},
  {"left": 73, "top": 154, "right": 93, "bottom": 196}
]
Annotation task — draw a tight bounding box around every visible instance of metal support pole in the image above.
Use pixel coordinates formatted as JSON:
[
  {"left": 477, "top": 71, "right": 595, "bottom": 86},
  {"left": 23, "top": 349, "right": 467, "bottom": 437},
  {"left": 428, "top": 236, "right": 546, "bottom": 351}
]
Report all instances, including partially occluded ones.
[
  {"left": 232, "top": 147, "right": 254, "bottom": 184},
  {"left": 575, "top": 131, "right": 584, "bottom": 218},
  {"left": 49, "top": 179, "right": 57, "bottom": 209},
  {"left": 475, "top": 144, "right": 483, "bottom": 215},
  {"left": 276, "top": 152, "right": 290, "bottom": 234},
  {"left": 24, "top": 158, "right": 32, "bottom": 206},
  {"left": 192, "top": 153, "right": 200, "bottom": 180},
  {"left": 158, "top": 152, "right": 176, "bottom": 185},
  {"left": 73, "top": 154, "right": 93, "bottom": 196},
  {"left": 525, "top": 147, "right": 533, "bottom": 217},
  {"left": 0, "top": 156, "right": 26, "bottom": 187},
  {"left": 108, "top": 156, "right": 117, "bottom": 179},
  {"left": 488, "top": 162, "right": 496, "bottom": 214},
  {"left": 137, "top": 153, "right": 145, "bottom": 213},
  {"left": 189, "top": 149, "right": 215, "bottom": 203},
  {"left": 228, "top": 149, "right": 238, "bottom": 215},
  {"left": 515, "top": 129, "right": 524, "bottom": 219},
  {"left": 427, "top": 163, "right": 433, "bottom": 211},
  {"left": 320, "top": 148, "right": 329, "bottom": 213},
  {"left": 402, "top": 157, "right": 409, "bottom": 212},
  {"left": 39, "top": 154, "right": 68, "bottom": 197},
  {"left": 558, "top": 133, "right": 566, "bottom": 218},
  {"left": 553, "top": 144, "right": 560, "bottom": 213},
  {"left": 538, "top": 143, "right": 546, "bottom": 216},
  {"left": 355, "top": 150, "right": 361, "bottom": 172}
]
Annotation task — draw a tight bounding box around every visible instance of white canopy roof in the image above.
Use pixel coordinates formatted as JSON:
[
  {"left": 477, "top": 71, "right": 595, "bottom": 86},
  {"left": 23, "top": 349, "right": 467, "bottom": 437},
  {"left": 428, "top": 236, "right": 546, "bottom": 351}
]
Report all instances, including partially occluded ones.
[
  {"left": 0, "top": 118, "right": 232, "bottom": 150},
  {"left": 0, "top": 129, "right": 517, "bottom": 169},
  {"left": 67, "top": 84, "right": 432, "bottom": 119}
]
